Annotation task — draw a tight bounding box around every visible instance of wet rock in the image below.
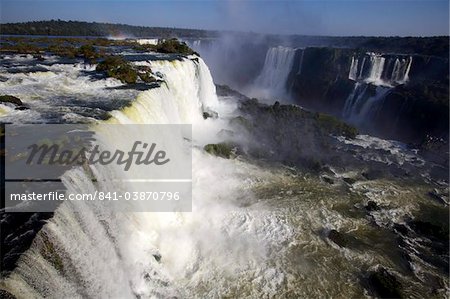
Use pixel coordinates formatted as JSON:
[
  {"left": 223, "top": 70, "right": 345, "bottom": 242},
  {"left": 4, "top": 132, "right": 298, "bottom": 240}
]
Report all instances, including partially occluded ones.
[
  {"left": 365, "top": 201, "right": 380, "bottom": 212},
  {"left": 321, "top": 176, "right": 334, "bottom": 185},
  {"left": 153, "top": 253, "right": 161, "bottom": 262},
  {"left": 202, "top": 110, "right": 218, "bottom": 120},
  {"left": 204, "top": 143, "right": 235, "bottom": 159},
  {"left": 215, "top": 84, "right": 249, "bottom": 100},
  {"left": 367, "top": 267, "right": 403, "bottom": 298},
  {"left": 0, "top": 289, "right": 16, "bottom": 299},
  {"left": 0, "top": 95, "right": 23, "bottom": 106},
  {"left": 34, "top": 54, "right": 45, "bottom": 61},
  {"left": 405, "top": 210, "right": 449, "bottom": 274},
  {"left": 217, "top": 129, "right": 234, "bottom": 139},
  {"left": 326, "top": 229, "right": 368, "bottom": 250},
  {"left": 408, "top": 220, "right": 449, "bottom": 241},
  {"left": 14, "top": 106, "right": 29, "bottom": 111},
  {"left": 272, "top": 101, "right": 280, "bottom": 110},
  {"left": 328, "top": 230, "right": 347, "bottom": 247},
  {"left": 343, "top": 177, "right": 356, "bottom": 185},
  {"left": 361, "top": 169, "right": 385, "bottom": 180},
  {"left": 229, "top": 116, "right": 252, "bottom": 131},
  {"left": 392, "top": 223, "right": 409, "bottom": 236},
  {"left": 427, "top": 189, "right": 449, "bottom": 206},
  {"left": 96, "top": 56, "right": 138, "bottom": 84}
]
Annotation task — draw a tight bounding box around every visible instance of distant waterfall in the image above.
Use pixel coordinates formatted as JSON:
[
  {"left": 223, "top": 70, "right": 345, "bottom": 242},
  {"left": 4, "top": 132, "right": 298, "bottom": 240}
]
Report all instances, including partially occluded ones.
[
  {"left": 344, "top": 53, "right": 412, "bottom": 124},
  {"left": 296, "top": 49, "right": 305, "bottom": 75},
  {"left": 343, "top": 83, "right": 367, "bottom": 118},
  {"left": 367, "top": 54, "right": 386, "bottom": 84},
  {"left": 252, "top": 46, "right": 296, "bottom": 99},
  {"left": 390, "top": 57, "right": 412, "bottom": 84},
  {"left": 348, "top": 57, "right": 359, "bottom": 81},
  {"left": 348, "top": 53, "right": 412, "bottom": 86},
  {"left": 342, "top": 83, "right": 391, "bottom": 123}
]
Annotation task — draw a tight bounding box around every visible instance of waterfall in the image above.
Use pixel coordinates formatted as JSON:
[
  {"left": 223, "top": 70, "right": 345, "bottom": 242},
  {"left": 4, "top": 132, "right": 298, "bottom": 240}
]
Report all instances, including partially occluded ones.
[
  {"left": 342, "top": 83, "right": 390, "bottom": 124},
  {"left": 252, "top": 46, "right": 296, "bottom": 99},
  {"left": 342, "top": 83, "right": 368, "bottom": 119},
  {"left": 110, "top": 58, "right": 218, "bottom": 125},
  {"left": 3, "top": 55, "right": 292, "bottom": 298},
  {"left": 297, "top": 49, "right": 305, "bottom": 75},
  {"left": 0, "top": 57, "right": 225, "bottom": 298},
  {"left": 353, "top": 86, "right": 391, "bottom": 122},
  {"left": 367, "top": 54, "right": 386, "bottom": 84},
  {"left": 348, "top": 57, "right": 359, "bottom": 81},
  {"left": 390, "top": 57, "right": 412, "bottom": 84},
  {"left": 348, "top": 53, "right": 412, "bottom": 87},
  {"left": 344, "top": 53, "right": 413, "bottom": 122}
]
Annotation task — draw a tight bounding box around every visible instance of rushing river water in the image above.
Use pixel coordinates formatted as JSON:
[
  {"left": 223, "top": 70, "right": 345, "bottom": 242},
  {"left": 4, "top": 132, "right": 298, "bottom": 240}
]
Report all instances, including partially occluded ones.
[{"left": 0, "top": 50, "right": 448, "bottom": 298}]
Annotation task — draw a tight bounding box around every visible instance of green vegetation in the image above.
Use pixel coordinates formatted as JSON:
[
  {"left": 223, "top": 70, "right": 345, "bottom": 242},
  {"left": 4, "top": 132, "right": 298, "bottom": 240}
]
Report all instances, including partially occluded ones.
[
  {"left": 40, "top": 235, "right": 64, "bottom": 272},
  {"left": 204, "top": 143, "right": 234, "bottom": 159},
  {"left": 156, "top": 39, "right": 196, "bottom": 55},
  {"left": 1, "top": 36, "right": 196, "bottom": 84},
  {"left": 136, "top": 66, "right": 157, "bottom": 83},
  {"left": 314, "top": 113, "right": 358, "bottom": 139},
  {"left": 133, "top": 38, "right": 197, "bottom": 55},
  {"left": 96, "top": 56, "right": 160, "bottom": 84},
  {"left": 358, "top": 36, "right": 449, "bottom": 59},
  {"left": 1, "top": 36, "right": 109, "bottom": 61},
  {"left": 78, "top": 44, "right": 98, "bottom": 60},
  {"left": 229, "top": 116, "right": 253, "bottom": 131},
  {"left": 96, "top": 56, "right": 138, "bottom": 84},
  {"left": 1, "top": 20, "right": 216, "bottom": 38},
  {"left": 2, "top": 20, "right": 448, "bottom": 57},
  {"left": 231, "top": 97, "right": 361, "bottom": 171}
]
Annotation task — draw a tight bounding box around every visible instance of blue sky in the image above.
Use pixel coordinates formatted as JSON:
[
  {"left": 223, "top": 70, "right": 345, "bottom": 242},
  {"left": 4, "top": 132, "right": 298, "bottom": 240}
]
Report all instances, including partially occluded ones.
[{"left": 1, "top": 0, "right": 448, "bottom": 36}]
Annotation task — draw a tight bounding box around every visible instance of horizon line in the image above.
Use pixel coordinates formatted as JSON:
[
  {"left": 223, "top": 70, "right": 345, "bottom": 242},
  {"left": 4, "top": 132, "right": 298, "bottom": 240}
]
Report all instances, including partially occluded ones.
[{"left": 1, "top": 19, "right": 448, "bottom": 39}]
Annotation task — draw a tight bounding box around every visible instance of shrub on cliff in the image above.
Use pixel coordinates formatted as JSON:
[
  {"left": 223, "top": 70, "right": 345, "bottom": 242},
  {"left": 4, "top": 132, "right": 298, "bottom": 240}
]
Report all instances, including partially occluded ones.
[
  {"left": 156, "top": 39, "right": 196, "bottom": 55},
  {"left": 314, "top": 113, "right": 358, "bottom": 139},
  {"left": 78, "top": 44, "right": 98, "bottom": 60},
  {"left": 47, "top": 44, "right": 78, "bottom": 58},
  {"left": 135, "top": 65, "right": 157, "bottom": 83},
  {"left": 96, "top": 56, "right": 138, "bottom": 84}
]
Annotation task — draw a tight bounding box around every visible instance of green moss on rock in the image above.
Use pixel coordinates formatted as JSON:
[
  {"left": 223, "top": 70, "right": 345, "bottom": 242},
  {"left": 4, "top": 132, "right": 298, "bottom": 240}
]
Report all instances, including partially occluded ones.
[
  {"left": 96, "top": 56, "right": 138, "bottom": 84},
  {"left": 156, "top": 39, "right": 196, "bottom": 55},
  {"left": 40, "top": 235, "right": 64, "bottom": 272},
  {"left": 204, "top": 143, "right": 234, "bottom": 159}
]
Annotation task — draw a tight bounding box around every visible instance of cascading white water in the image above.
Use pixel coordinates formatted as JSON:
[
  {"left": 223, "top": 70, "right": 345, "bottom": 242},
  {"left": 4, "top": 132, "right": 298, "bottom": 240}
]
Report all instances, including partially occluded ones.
[
  {"left": 343, "top": 82, "right": 366, "bottom": 118},
  {"left": 1, "top": 56, "right": 293, "bottom": 298},
  {"left": 344, "top": 53, "right": 412, "bottom": 122},
  {"left": 342, "top": 83, "right": 390, "bottom": 123},
  {"left": 358, "top": 57, "right": 367, "bottom": 79},
  {"left": 348, "top": 53, "right": 412, "bottom": 87},
  {"left": 296, "top": 49, "right": 305, "bottom": 75},
  {"left": 390, "top": 57, "right": 412, "bottom": 84},
  {"left": 251, "top": 46, "right": 296, "bottom": 99},
  {"left": 352, "top": 86, "right": 390, "bottom": 123},
  {"left": 367, "top": 54, "right": 386, "bottom": 85},
  {"left": 348, "top": 57, "right": 359, "bottom": 81},
  {"left": 113, "top": 58, "right": 218, "bottom": 125}
]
